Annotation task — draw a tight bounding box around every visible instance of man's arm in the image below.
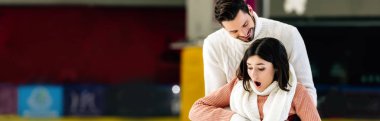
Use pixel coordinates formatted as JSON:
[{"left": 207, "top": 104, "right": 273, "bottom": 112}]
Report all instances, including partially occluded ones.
[
  {"left": 203, "top": 37, "right": 228, "bottom": 95},
  {"left": 289, "top": 27, "right": 318, "bottom": 106}
]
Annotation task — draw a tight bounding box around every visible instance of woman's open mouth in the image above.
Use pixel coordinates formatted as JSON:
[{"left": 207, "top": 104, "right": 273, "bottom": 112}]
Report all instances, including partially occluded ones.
[{"left": 254, "top": 81, "right": 261, "bottom": 87}]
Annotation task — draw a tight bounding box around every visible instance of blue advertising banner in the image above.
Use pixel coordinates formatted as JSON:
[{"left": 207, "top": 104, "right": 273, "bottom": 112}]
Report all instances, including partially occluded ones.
[
  {"left": 64, "top": 84, "right": 105, "bottom": 116},
  {"left": 18, "top": 85, "right": 63, "bottom": 117},
  {"left": 0, "top": 84, "right": 17, "bottom": 115}
]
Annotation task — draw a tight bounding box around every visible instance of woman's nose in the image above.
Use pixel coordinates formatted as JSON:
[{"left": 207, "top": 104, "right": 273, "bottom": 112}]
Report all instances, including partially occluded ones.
[{"left": 250, "top": 70, "right": 258, "bottom": 79}]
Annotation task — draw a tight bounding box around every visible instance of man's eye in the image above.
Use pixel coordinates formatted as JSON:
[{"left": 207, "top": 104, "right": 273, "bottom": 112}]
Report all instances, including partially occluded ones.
[{"left": 243, "top": 22, "right": 248, "bottom": 27}]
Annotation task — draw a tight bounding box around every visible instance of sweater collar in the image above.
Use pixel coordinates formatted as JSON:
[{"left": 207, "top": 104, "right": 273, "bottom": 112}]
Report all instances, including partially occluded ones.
[{"left": 252, "top": 11, "right": 262, "bottom": 41}]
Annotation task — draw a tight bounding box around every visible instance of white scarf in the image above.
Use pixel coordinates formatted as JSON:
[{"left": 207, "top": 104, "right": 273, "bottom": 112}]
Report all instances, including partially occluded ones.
[{"left": 230, "top": 64, "right": 297, "bottom": 121}]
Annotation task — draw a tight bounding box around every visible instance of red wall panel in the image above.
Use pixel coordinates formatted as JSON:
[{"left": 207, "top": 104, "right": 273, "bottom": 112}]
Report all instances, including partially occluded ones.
[{"left": 0, "top": 6, "right": 185, "bottom": 84}]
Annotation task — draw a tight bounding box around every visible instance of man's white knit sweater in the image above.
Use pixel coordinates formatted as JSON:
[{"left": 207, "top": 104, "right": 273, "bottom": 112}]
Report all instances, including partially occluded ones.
[{"left": 203, "top": 12, "right": 317, "bottom": 105}]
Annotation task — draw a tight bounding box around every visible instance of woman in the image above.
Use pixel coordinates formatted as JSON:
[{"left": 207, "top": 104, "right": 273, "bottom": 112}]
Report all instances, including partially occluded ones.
[{"left": 189, "top": 37, "right": 320, "bottom": 121}]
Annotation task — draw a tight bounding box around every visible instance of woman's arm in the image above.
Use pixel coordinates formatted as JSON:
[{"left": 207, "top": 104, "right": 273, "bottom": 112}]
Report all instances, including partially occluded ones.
[
  {"left": 293, "top": 83, "right": 321, "bottom": 121},
  {"left": 189, "top": 79, "right": 241, "bottom": 121}
]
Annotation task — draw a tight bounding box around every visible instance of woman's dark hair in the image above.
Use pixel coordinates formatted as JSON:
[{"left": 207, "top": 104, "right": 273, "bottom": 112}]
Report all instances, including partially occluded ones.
[
  {"left": 214, "top": 0, "right": 249, "bottom": 24},
  {"left": 236, "top": 37, "right": 290, "bottom": 92}
]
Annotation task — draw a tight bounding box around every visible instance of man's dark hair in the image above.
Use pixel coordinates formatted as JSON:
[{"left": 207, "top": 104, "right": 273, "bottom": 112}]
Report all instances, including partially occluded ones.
[{"left": 214, "top": 0, "right": 249, "bottom": 23}]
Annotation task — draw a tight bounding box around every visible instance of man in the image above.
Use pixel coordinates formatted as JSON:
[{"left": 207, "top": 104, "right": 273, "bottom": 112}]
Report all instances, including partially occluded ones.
[{"left": 203, "top": 0, "right": 317, "bottom": 105}]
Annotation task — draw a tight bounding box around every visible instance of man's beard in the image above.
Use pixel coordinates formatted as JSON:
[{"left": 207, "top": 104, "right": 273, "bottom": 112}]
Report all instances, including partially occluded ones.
[
  {"left": 238, "top": 15, "right": 256, "bottom": 42},
  {"left": 237, "top": 27, "right": 254, "bottom": 42}
]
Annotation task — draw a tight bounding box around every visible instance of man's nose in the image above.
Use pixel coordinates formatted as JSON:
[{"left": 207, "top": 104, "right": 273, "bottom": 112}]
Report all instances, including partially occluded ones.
[{"left": 238, "top": 29, "right": 247, "bottom": 37}]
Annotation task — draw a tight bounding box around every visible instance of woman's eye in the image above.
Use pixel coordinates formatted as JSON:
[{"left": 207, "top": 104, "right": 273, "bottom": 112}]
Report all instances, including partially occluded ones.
[
  {"left": 248, "top": 67, "right": 253, "bottom": 70},
  {"left": 258, "top": 68, "right": 265, "bottom": 71}
]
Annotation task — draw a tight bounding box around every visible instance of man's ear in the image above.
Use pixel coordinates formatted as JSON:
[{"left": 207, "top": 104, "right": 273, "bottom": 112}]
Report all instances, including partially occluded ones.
[{"left": 247, "top": 4, "right": 254, "bottom": 16}]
